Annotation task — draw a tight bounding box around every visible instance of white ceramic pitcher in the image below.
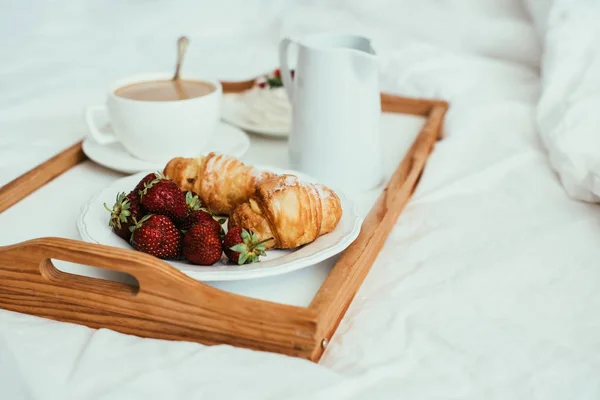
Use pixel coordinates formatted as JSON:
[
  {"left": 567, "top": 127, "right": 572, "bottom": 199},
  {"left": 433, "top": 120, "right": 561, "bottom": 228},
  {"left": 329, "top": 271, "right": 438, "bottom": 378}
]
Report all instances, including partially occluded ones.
[{"left": 279, "top": 33, "right": 383, "bottom": 192}]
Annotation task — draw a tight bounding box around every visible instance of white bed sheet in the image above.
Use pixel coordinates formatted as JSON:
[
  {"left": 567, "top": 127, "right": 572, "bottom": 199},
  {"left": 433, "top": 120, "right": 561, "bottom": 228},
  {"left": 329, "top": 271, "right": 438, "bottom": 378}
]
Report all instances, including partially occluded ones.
[{"left": 2, "top": 1, "right": 600, "bottom": 399}]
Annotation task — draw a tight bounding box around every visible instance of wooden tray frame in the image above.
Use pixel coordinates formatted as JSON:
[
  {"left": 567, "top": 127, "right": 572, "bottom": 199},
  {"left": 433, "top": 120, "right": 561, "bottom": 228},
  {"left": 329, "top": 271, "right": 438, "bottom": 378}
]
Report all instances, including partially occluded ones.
[{"left": 0, "top": 79, "right": 447, "bottom": 362}]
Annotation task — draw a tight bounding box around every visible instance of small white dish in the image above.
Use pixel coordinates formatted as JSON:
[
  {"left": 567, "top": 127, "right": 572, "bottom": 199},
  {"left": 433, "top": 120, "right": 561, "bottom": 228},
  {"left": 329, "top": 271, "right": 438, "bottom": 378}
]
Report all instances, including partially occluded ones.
[
  {"left": 221, "top": 90, "right": 290, "bottom": 138},
  {"left": 77, "top": 168, "right": 363, "bottom": 282},
  {"left": 83, "top": 119, "right": 251, "bottom": 174}
]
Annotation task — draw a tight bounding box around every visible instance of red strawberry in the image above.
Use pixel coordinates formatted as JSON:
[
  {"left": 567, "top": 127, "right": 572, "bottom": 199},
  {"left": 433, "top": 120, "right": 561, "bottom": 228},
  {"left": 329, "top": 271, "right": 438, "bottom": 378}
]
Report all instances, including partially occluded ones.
[
  {"left": 182, "top": 223, "right": 223, "bottom": 265},
  {"left": 178, "top": 210, "right": 223, "bottom": 234},
  {"left": 138, "top": 173, "right": 187, "bottom": 221},
  {"left": 273, "top": 68, "right": 281, "bottom": 78},
  {"left": 130, "top": 214, "right": 182, "bottom": 259},
  {"left": 223, "top": 226, "right": 272, "bottom": 265},
  {"left": 134, "top": 172, "right": 159, "bottom": 194},
  {"left": 104, "top": 191, "right": 143, "bottom": 241},
  {"left": 178, "top": 191, "right": 224, "bottom": 234}
]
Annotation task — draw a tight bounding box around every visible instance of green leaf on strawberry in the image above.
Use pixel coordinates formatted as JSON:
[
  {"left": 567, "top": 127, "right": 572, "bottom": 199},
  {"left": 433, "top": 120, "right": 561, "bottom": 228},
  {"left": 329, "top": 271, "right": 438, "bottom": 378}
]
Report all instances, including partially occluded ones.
[
  {"left": 185, "top": 191, "right": 203, "bottom": 211},
  {"left": 223, "top": 226, "right": 273, "bottom": 265},
  {"left": 266, "top": 77, "right": 283, "bottom": 88}
]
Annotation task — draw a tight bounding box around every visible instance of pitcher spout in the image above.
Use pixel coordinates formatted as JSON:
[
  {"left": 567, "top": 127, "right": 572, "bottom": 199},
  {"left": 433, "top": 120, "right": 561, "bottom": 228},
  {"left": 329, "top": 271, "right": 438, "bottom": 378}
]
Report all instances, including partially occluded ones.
[
  {"left": 363, "top": 39, "right": 376, "bottom": 57},
  {"left": 338, "top": 34, "right": 376, "bottom": 58},
  {"left": 299, "top": 33, "right": 375, "bottom": 54},
  {"left": 348, "top": 38, "right": 378, "bottom": 81}
]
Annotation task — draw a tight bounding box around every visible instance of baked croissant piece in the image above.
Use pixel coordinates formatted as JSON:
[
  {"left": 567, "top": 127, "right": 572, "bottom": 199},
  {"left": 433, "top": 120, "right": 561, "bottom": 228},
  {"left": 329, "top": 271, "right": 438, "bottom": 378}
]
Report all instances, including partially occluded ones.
[
  {"left": 228, "top": 174, "right": 343, "bottom": 249},
  {"left": 164, "top": 152, "right": 277, "bottom": 215}
]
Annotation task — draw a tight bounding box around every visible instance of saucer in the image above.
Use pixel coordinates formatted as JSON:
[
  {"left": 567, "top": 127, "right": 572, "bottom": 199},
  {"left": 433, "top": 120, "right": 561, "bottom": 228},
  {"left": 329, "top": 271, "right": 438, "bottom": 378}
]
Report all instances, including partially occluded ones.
[
  {"left": 221, "top": 90, "right": 290, "bottom": 138},
  {"left": 83, "top": 121, "right": 251, "bottom": 174}
]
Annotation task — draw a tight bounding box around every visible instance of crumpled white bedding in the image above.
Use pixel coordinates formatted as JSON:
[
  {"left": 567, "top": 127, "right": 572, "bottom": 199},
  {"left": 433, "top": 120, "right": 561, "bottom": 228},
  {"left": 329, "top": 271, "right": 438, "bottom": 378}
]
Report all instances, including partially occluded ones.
[
  {"left": 535, "top": 0, "right": 600, "bottom": 202},
  {"left": 2, "top": 0, "right": 600, "bottom": 399}
]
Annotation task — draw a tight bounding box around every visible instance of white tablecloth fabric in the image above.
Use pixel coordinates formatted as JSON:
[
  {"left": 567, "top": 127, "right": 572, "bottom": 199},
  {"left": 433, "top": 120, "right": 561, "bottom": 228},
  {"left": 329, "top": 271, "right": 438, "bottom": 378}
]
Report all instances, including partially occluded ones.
[{"left": 2, "top": 1, "right": 600, "bottom": 399}]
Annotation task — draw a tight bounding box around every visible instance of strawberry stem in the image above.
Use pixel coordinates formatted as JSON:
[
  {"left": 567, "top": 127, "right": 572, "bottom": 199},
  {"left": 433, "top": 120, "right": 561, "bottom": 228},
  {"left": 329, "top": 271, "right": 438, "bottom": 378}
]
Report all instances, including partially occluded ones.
[{"left": 254, "top": 237, "right": 274, "bottom": 247}]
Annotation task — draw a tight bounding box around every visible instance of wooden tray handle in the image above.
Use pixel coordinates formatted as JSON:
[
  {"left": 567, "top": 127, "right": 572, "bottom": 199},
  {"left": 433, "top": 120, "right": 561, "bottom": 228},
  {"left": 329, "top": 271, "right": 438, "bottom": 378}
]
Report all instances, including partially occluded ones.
[
  {"left": 40, "top": 257, "right": 139, "bottom": 297},
  {"left": 0, "top": 237, "right": 209, "bottom": 300},
  {"left": 0, "top": 236, "right": 314, "bottom": 315},
  {"left": 0, "top": 237, "right": 320, "bottom": 358},
  {"left": 37, "top": 239, "right": 153, "bottom": 298}
]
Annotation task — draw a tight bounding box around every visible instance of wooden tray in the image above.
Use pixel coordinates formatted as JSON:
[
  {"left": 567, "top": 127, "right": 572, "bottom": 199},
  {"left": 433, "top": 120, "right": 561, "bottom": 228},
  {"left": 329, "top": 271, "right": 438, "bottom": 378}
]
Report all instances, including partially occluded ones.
[{"left": 0, "top": 79, "right": 447, "bottom": 362}]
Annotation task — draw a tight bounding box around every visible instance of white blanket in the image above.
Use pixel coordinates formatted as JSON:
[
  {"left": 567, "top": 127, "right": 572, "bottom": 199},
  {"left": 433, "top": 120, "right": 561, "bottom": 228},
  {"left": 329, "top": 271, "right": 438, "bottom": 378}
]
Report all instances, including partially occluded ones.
[
  {"left": 535, "top": 0, "right": 600, "bottom": 202},
  {"left": 2, "top": 1, "right": 600, "bottom": 398}
]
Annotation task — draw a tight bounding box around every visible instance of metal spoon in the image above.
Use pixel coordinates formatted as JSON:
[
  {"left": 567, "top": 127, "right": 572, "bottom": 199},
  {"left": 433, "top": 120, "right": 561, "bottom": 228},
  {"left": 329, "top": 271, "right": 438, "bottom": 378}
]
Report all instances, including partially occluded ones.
[{"left": 173, "top": 36, "right": 189, "bottom": 81}]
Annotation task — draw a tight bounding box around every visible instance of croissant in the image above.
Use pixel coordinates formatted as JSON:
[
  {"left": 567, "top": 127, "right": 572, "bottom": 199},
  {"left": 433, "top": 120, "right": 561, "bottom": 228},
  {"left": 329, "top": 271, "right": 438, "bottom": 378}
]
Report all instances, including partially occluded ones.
[
  {"left": 164, "top": 152, "right": 277, "bottom": 215},
  {"left": 228, "top": 174, "right": 343, "bottom": 249}
]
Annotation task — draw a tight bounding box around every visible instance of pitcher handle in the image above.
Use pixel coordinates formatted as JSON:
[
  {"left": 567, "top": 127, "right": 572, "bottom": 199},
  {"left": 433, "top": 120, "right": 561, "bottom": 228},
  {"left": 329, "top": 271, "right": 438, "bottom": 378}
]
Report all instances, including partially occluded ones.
[{"left": 279, "top": 37, "right": 295, "bottom": 101}]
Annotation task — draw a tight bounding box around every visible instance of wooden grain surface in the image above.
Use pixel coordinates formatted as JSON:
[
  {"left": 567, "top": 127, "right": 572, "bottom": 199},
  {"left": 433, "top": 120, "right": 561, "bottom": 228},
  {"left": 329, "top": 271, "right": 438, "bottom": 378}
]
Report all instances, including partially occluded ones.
[
  {"left": 0, "top": 84, "right": 447, "bottom": 362},
  {"left": 0, "top": 141, "right": 87, "bottom": 213},
  {"left": 381, "top": 93, "right": 445, "bottom": 116}
]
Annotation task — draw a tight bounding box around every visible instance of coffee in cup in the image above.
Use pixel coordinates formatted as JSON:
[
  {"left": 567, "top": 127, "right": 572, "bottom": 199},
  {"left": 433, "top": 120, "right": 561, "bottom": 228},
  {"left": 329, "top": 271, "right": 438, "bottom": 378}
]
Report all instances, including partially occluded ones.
[
  {"left": 85, "top": 73, "right": 222, "bottom": 164},
  {"left": 114, "top": 79, "right": 216, "bottom": 102}
]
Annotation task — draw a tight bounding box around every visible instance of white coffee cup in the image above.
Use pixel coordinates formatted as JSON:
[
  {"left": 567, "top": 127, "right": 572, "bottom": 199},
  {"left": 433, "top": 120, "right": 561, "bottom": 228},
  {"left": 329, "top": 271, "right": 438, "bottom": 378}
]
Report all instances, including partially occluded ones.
[{"left": 85, "top": 72, "right": 222, "bottom": 164}]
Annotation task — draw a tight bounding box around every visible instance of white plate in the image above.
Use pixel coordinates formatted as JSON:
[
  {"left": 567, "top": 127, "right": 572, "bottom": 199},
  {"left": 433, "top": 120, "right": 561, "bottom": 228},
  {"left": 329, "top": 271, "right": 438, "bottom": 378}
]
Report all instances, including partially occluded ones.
[
  {"left": 83, "top": 120, "right": 251, "bottom": 174},
  {"left": 221, "top": 93, "right": 290, "bottom": 138},
  {"left": 77, "top": 168, "right": 363, "bottom": 281}
]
